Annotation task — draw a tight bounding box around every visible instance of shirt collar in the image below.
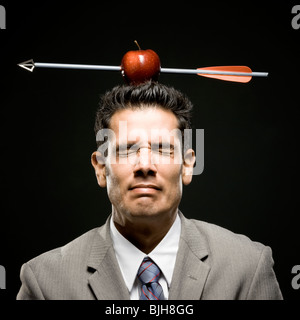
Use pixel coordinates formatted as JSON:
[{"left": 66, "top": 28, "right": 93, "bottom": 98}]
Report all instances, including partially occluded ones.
[{"left": 110, "top": 213, "right": 181, "bottom": 293}]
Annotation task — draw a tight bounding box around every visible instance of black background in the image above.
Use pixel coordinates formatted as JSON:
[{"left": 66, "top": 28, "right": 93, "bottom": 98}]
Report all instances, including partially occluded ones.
[{"left": 0, "top": 1, "right": 299, "bottom": 302}]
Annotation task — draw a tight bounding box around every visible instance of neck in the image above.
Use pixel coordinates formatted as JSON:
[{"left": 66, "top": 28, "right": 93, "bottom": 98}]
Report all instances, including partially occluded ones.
[{"left": 112, "top": 209, "right": 177, "bottom": 254}]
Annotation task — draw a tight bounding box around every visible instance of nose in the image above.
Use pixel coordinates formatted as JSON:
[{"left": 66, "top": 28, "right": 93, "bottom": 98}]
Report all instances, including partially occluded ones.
[{"left": 133, "top": 147, "right": 157, "bottom": 177}]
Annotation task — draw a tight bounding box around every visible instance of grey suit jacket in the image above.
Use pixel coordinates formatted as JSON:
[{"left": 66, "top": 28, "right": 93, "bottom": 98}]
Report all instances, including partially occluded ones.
[{"left": 17, "top": 212, "right": 283, "bottom": 300}]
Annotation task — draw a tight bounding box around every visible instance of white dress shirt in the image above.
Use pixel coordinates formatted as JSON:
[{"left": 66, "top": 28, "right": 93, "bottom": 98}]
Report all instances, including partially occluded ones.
[{"left": 110, "top": 213, "right": 181, "bottom": 300}]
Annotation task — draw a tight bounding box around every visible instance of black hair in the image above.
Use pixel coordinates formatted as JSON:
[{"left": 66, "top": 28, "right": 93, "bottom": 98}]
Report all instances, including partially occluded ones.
[{"left": 94, "top": 81, "right": 193, "bottom": 148}]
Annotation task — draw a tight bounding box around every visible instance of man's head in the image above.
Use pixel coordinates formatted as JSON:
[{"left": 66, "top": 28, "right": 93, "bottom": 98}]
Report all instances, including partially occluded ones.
[{"left": 91, "top": 81, "right": 196, "bottom": 224}]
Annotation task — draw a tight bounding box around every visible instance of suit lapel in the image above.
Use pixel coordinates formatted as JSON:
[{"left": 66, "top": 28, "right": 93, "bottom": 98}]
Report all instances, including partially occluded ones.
[
  {"left": 169, "top": 213, "right": 211, "bottom": 300},
  {"left": 87, "top": 216, "right": 130, "bottom": 300}
]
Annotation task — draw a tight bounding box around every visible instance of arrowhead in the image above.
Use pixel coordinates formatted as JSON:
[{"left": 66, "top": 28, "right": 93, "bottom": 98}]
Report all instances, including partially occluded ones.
[{"left": 18, "top": 59, "right": 35, "bottom": 72}]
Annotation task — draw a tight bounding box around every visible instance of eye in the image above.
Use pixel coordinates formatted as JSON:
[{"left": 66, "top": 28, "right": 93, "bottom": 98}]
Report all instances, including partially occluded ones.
[
  {"left": 151, "top": 143, "right": 174, "bottom": 156},
  {"left": 117, "top": 144, "right": 139, "bottom": 157},
  {"left": 117, "top": 150, "right": 133, "bottom": 157}
]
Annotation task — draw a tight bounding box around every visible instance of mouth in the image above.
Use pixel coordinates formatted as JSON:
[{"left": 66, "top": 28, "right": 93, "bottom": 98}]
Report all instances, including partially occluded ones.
[
  {"left": 129, "top": 184, "right": 161, "bottom": 190},
  {"left": 129, "top": 184, "right": 161, "bottom": 194}
]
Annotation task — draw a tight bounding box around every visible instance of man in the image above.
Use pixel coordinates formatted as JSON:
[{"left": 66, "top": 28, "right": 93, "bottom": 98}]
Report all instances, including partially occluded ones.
[{"left": 17, "top": 81, "right": 283, "bottom": 300}]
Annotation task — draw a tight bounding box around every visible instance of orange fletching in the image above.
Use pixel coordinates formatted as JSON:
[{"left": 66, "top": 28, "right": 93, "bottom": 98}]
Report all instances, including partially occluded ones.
[{"left": 197, "top": 66, "right": 252, "bottom": 83}]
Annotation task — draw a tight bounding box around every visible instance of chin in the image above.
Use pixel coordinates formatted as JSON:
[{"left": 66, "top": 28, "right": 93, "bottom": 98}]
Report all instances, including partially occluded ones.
[
  {"left": 129, "top": 207, "right": 161, "bottom": 218},
  {"left": 127, "top": 203, "right": 172, "bottom": 220}
]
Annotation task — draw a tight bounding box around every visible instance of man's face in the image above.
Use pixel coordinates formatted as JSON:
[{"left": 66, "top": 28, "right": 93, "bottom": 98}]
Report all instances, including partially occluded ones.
[{"left": 92, "top": 106, "right": 195, "bottom": 223}]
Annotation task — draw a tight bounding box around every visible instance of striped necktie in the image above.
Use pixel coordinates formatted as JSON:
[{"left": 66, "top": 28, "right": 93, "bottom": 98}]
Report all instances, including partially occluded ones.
[{"left": 137, "top": 257, "right": 165, "bottom": 300}]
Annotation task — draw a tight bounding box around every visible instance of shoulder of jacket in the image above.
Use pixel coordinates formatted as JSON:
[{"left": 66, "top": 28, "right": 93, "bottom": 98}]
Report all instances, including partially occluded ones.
[
  {"left": 26, "top": 227, "right": 102, "bottom": 269},
  {"left": 189, "top": 218, "right": 267, "bottom": 257}
]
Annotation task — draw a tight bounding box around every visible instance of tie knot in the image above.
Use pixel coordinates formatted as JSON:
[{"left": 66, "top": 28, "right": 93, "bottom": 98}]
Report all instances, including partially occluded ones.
[{"left": 137, "top": 257, "right": 161, "bottom": 285}]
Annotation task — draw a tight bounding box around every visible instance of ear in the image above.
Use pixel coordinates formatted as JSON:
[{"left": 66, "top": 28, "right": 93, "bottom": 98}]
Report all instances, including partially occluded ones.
[
  {"left": 91, "top": 151, "right": 107, "bottom": 188},
  {"left": 182, "top": 149, "right": 196, "bottom": 185}
]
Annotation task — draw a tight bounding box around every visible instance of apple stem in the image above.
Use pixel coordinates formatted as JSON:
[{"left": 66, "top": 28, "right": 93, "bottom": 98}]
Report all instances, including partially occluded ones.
[{"left": 134, "top": 40, "right": 141, "bottom": 50}]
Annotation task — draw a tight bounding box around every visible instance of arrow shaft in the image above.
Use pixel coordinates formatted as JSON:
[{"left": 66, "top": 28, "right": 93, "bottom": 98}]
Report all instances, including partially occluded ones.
[{"left": 35, "top": 62, "right": 121, "bottom": 71}]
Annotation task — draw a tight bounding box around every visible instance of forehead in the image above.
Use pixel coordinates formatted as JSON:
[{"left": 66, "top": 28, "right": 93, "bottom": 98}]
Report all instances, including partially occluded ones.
[{"left": 109, "top": 106, "right": 179, "bottom": 133}]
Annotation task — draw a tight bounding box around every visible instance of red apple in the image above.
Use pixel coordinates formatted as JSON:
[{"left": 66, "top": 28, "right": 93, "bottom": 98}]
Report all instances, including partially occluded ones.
[{"left": 121, "top": 43, "right": 161, "bottom": 85}]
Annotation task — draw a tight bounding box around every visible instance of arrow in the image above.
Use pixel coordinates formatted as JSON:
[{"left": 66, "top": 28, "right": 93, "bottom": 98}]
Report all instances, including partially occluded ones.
[{"left": 18, "top": 59, "right": 268, "bottom": 83}]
